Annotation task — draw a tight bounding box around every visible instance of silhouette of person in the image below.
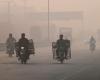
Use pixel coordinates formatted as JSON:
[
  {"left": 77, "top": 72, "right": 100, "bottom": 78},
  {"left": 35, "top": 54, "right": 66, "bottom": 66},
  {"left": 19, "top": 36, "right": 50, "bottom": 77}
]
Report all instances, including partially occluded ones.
[
  {"left": 6, "top": 33, "right": 16, "bottom": 54},
  {"left": 18, "top": 33, "right": 29, "bottom": 58}
]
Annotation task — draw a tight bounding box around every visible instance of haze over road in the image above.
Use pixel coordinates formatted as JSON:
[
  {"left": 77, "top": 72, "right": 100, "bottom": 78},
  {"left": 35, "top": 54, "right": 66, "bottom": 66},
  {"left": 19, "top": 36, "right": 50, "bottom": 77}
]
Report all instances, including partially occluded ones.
[{"left": 0, "top": 47, "right": 100, "bottom": 80}]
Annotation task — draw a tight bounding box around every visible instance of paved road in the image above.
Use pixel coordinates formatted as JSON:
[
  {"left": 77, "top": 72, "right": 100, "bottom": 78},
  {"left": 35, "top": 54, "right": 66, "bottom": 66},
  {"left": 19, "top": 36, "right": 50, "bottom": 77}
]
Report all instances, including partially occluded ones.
[{"left": 0, "top": 47, "right": 100, "bottom": 80}]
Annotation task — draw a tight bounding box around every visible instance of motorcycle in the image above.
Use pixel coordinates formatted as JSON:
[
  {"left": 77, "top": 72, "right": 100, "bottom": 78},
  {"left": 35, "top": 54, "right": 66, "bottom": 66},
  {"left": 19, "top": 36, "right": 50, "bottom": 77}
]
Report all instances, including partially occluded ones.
[
  {"left": 19, "top": 46, "right": 29, "bottom": 64},
  {"left": 57, "top": 47, "right": 65, "bottom": 64},
  {"left": 90, "top": 44, "right": 96, "bottom": 53},
  {"left": 7, "top": 48, "right": 14, "bottom": 57}
]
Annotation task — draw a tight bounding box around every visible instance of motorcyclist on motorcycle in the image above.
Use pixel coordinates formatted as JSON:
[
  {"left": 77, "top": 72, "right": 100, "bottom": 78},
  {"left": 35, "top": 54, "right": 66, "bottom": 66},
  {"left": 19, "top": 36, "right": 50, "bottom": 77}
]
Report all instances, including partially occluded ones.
[
  {"left": 89, "top": 36, "right": 96, "bottom": 53},
  {"left": 56, "top": 34, "right": 67, "bottom": 59},
  {"left": 6, "top": 33, "right": 16, "bottom": 57},
  {"left": 17, "top": 33, "right": 29, "bottom": 59}
]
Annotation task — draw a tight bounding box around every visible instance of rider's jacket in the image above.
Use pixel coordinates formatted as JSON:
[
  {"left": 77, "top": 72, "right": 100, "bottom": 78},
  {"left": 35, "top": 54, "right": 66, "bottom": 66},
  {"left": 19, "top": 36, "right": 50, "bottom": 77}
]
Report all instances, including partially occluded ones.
[
  {"left": 6, "top": 37, "right": 16, "bottom": 49},
  {"left": 18, "top": 37, "right": 29, "bottom": 49},
  {"left": 56, "top": 39, "right": 67, "bottom": 50}
]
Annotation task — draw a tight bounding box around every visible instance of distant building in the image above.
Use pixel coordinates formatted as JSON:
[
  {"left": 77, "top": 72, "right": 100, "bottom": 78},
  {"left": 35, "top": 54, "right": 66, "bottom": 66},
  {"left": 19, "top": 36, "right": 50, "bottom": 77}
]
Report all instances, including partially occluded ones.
[
  {"left": 30, "top": 24, "right": 57, "bottom": 43},
  {"left": 30, "top": 26, "right": 42, "bottom": 43},
  {"left": 59, "top": 27, "right": 72, "bottom": 41}
]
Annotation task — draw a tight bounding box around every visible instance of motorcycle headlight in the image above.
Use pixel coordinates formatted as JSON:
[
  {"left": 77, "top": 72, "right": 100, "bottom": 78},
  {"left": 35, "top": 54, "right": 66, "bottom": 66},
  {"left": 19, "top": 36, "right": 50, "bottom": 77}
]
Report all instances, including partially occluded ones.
[{"left": 21, "top": 47, "right": 24, "bottom": 49}]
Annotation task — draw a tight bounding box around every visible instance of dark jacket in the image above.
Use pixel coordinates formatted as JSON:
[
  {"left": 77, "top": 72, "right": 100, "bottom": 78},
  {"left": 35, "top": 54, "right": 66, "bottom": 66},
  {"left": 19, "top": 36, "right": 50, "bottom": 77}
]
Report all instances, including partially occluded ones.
[
  {"left": 56, "top": 39, "right": 67, "bottom": 50},
  {"left": 18, "top": 37, "right": 29, "bottom": 49}
]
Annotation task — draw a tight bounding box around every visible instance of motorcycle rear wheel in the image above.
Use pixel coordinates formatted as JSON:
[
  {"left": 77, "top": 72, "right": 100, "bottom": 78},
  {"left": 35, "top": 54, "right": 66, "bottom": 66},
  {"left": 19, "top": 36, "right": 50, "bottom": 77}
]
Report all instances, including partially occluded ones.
[{"left": 60, "top": 59, "right": 64, "bottom": 64}]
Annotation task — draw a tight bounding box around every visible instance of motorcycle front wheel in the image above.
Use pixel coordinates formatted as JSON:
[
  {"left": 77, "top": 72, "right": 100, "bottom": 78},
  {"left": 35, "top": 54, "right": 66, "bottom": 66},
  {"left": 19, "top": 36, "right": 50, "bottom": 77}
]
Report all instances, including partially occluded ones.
[{"left": 60, "top": 59, "right": 64, "bottom": 64}]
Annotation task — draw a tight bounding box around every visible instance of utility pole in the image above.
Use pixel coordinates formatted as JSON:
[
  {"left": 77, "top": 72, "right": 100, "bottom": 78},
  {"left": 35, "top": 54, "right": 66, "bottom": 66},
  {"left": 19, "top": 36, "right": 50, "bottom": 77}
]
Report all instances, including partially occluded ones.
[{"left": 48, "top": 0, "right": 50, "bottom": 41}]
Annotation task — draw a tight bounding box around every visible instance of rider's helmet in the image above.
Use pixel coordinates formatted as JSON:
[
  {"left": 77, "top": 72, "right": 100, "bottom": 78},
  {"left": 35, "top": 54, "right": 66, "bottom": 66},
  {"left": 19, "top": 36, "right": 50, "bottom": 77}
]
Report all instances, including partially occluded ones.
[
  {"left": 59, "top": 34, "right": 63, "bottom": 40},
  {"left": 21, "top": 33, "right": 25, "bottom": 38},
  {"left": 9, "top": 33, "right": 12, "bottom": 38}
]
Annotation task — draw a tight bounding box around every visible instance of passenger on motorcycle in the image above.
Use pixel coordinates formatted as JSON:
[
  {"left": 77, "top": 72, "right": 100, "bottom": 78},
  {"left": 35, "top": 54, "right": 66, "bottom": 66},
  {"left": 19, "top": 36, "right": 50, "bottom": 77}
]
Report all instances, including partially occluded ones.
[
  {"left": 17, "top": 33, "right": 29, "bottom": 59},
  {"left": 6, "top": 33, "right": 16, "bottom": 56},
  {"left": 56, "top": 34, "right": 68, "bottom": 59}
]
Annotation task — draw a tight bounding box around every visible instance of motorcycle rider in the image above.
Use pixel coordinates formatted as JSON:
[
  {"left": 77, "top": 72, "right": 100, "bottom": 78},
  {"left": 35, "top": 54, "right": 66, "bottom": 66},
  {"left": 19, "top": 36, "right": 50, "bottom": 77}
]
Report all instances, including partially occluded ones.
[
  {"left": 89, "top": 36, "right": 96, "bottom": 52},
  {"left": 18, "top": 33, "right": 29, "bottom": 59},
  {"left": 56, "top": 34, "right": 67, "bottom": 59},
  {"left": 6, "top": 33, "right": 16, "bottom": 55}
]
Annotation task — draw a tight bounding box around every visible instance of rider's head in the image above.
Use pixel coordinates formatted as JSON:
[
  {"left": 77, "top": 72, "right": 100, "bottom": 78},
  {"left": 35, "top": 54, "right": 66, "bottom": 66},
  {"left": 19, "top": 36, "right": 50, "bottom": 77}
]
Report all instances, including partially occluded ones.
[
  {"left": 9, "top": 33, "right": 12, "bottom": 38},
  {"left": 59, "top": 34, "right": 63, "bottom": 40},
  {"left": 91, "top": 36, "right": 94, "bottom": 39},
  {"left": 21, "top": 33, "right": 25, "bottom": 38}
]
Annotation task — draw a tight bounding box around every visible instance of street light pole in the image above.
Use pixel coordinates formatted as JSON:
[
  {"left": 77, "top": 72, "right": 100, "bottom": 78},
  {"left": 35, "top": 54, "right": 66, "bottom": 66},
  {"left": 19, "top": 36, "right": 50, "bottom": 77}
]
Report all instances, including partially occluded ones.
[{"left": 48, "top": 0, "right": 50, "bottom": 41}]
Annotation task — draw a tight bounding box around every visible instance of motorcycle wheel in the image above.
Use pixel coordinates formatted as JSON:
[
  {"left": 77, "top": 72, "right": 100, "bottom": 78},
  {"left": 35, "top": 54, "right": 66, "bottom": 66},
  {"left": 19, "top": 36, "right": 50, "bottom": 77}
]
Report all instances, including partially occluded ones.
[
  {"left": 9, "top": 53, "right": 12, "bottom": 57},
  {"left": 60, "top": 59, "right": 64, "bottom": 64},
  {"left": 21, "top": 59, "right": 27, "bottom": 64},
  {"left": 21, "top": 60, "right": 24, "bottom": 64},
  {"left": 23, "top": 59, "right": 27, "bottom": 64},
  {"left": 24, "top": 61, "right": 26, "bottom": 64}
]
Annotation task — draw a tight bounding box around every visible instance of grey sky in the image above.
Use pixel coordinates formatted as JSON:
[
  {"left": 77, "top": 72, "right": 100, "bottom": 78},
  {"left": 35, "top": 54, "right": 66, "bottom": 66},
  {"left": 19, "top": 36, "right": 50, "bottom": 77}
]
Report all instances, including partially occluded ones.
[{"left": 0, "top": 0, "right": 99, "bottom": 42}]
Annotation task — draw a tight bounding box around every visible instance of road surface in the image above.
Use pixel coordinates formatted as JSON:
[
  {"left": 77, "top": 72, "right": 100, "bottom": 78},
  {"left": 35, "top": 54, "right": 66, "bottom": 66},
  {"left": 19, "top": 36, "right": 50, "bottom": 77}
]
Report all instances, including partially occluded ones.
[{"left": 0, "top": 47, "right": 100, "bottom": 80}]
